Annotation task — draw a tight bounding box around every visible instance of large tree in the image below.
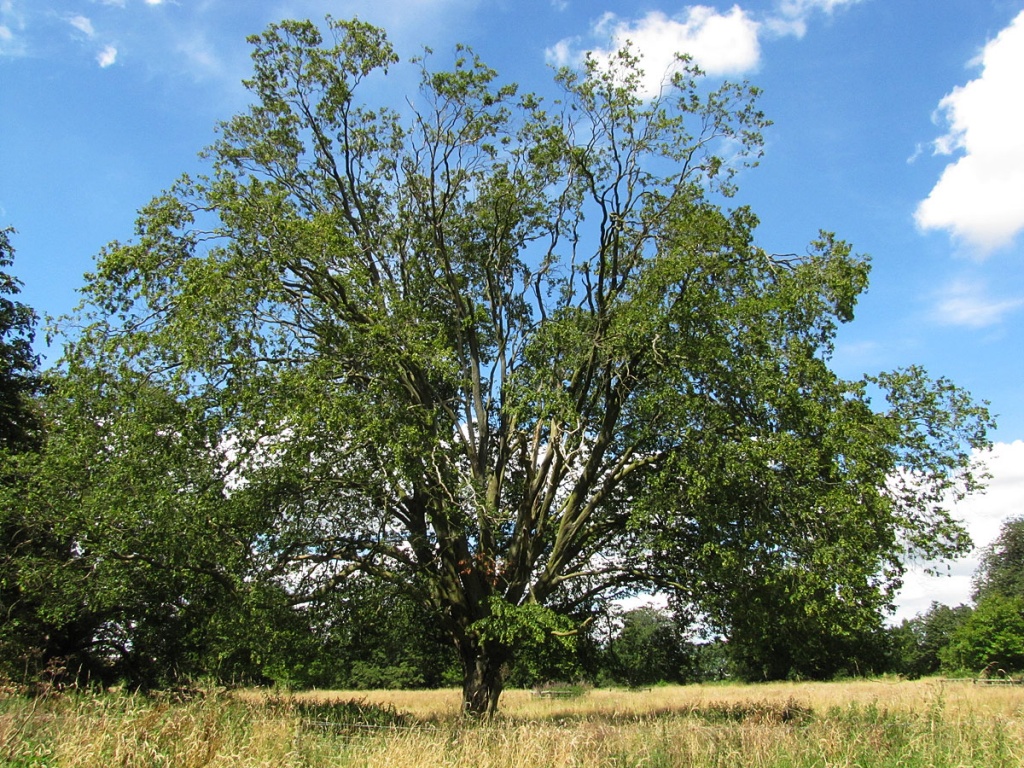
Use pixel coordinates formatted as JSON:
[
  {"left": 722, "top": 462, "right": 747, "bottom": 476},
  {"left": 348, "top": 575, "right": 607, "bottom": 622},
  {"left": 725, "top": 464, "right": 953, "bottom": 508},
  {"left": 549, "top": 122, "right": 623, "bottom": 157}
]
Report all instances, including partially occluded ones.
[
  {"left": 0, "top": 226, "right": 53, "bottom": 684},
  {"left": 59, "top": 18, "right": 993, "bottom": 713}
]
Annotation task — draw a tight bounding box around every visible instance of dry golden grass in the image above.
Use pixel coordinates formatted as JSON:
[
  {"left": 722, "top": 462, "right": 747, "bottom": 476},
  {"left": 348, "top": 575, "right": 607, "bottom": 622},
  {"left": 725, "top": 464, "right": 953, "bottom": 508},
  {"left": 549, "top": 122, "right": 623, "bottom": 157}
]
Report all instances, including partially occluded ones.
[
  {"left": 276, "top": 679, "right": 1024, "bottom": 767},
  {"left": 281, "top": 676, "right": 1024, "bottom": 720},
  {"left": 5, "top": 679, "right": 1024, "bottom": 767}
]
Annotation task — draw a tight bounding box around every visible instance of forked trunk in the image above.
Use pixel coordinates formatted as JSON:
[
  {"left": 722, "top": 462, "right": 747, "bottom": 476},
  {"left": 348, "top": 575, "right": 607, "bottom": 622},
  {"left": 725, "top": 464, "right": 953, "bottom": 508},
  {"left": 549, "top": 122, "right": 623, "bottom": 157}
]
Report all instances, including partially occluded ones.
[{"left": 459, "top": 640, "right": 507, "bottom": 716}]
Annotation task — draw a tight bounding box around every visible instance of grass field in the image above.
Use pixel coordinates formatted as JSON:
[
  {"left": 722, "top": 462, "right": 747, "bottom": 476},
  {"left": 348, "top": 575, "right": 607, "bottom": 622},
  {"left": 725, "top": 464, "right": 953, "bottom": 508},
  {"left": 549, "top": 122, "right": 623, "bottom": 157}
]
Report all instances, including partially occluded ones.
[{"left": 3, "top": 679, "right": 1024, "bottom": 767}]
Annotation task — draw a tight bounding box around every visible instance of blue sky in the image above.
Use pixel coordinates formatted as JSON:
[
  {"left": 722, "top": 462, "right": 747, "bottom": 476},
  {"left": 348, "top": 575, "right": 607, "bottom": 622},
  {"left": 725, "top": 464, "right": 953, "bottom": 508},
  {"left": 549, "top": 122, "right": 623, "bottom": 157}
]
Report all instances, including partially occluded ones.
[{"left": 2, "top": 0, "right": 1023, "bottom": 620}]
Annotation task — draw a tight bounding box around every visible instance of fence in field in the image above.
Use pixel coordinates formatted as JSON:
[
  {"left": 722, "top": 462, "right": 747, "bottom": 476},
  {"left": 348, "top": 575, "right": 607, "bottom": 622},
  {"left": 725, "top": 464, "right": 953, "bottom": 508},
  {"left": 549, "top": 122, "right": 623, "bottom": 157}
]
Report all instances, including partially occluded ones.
[{"left": 972, "top": 664, "right": 1024, "bottom": 685}]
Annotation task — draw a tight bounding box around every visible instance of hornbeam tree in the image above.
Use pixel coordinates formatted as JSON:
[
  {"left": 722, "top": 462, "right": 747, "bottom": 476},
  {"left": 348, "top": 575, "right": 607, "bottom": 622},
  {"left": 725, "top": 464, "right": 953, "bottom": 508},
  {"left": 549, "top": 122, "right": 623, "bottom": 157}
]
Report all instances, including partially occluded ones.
[{"left": 60, "top": 18, "right": 993, "bottom": 713}]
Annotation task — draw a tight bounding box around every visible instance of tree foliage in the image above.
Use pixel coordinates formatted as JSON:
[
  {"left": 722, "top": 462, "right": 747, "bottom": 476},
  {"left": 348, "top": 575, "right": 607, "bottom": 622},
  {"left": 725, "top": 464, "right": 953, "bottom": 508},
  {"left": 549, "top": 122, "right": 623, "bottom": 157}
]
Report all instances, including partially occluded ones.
[
  {"left": 300, "top": 577, "right": 459, "bottom": 690},
  {"left": 887, "top": 601, "right": 972, "bottom": 678},
  {"left": 0, "top": 227, "right": 54, "bottom": 684},
  {"left": 3, "top": 368, "right": 274, "bottom": 687},
  {"left": 605, "top": 607, "right": 693, "bottom": 687},
  {"left": 920, "top": 518, "right": 1024, "bottom": 676},
  {"left": 720, "top": 577, "right": 892, "bottom": 681},
  {"left": 0, "top": 227, "right": 39, "bottom": 450},
  {"left": 944, "top": 595, "right": 1024, "bottom": 673},
  {"left": 973, "top": 517, "right": 1024, "bottom": 603},
  {"left": 53, "top": 18, "right": 994, "bottom": 711}
]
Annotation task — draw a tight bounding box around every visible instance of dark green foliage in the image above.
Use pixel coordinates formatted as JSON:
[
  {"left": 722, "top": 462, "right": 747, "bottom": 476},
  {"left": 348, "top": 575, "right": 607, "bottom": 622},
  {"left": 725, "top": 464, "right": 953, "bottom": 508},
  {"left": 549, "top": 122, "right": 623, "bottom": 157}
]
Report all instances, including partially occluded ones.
[
  {"left": 886, "top": 602, "right": 971, "bottom": 678},
  {"left": 944, "top": 594, "right": 1024, "bottom": 673},
  {"left": 605, "top": 608, "right": 693, "bottom": 687},
  {"left": 920, "top": 517, "right": 1024, "bottom": 676},
  {"left": 472, "top": 597, "right": 581, "bottom": 688},
  {"left": 723, "top": 584, "right": 891, "bottom": 681},
  {"left": 1, "top": 363, "right": 324, "bottom": 689},
  {"left": 642, "top": 361, "right": 991, "bottom": 681},
  {"left": 581, "top": 608, "right": 730, "bottom": 686},
  {"left": 973, "top": 517, "right": 1024, "bottom": 602},
  {"left": 882, "top": 515, "right": 1024, "bottom": 678},
  {"left": 300, "top": 579, "right": 459, "bottom": 690},
  {"left": 689, "top": 641, "right": 732, "bottom": 681},
  {"left": 0, "top": 228, "right": 58, "bottom": 685},
  {"left": 0, "top": 227, "right": 40, "bottom": 451}
]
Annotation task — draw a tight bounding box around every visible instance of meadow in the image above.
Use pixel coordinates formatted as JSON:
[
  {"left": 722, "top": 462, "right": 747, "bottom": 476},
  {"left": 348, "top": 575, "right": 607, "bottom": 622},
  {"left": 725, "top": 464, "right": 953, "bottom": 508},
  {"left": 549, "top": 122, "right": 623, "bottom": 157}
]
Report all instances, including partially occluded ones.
[{"left": 3, "top": 678, "right": 1023, "bottom": 767}]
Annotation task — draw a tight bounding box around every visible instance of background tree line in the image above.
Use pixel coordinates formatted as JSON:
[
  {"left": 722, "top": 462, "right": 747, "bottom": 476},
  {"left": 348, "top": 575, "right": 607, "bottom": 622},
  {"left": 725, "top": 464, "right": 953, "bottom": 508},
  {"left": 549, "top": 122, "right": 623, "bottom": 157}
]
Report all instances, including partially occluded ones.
[{"left": 0, "top": 17, "right": 1002, "bottom": 710}]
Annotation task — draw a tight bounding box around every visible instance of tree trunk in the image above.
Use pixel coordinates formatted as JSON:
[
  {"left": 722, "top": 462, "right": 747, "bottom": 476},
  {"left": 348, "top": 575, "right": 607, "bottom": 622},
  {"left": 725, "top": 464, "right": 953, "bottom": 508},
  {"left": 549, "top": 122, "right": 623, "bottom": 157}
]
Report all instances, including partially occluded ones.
[{"left": 459, "top": 639, "right": 506, "bottom": 716}]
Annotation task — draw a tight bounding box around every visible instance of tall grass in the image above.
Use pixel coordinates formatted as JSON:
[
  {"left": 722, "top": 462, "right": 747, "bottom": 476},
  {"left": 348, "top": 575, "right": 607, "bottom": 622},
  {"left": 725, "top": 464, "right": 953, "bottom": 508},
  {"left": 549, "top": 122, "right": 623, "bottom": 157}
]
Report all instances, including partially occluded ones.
[{"left": 3, "top": 679, "right": 1023, "bottom": 767}]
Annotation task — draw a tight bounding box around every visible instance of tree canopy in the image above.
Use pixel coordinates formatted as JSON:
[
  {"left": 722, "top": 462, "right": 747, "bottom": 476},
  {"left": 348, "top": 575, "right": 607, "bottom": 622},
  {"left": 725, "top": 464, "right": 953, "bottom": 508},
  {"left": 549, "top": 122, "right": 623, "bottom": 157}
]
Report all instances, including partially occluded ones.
[
  {"left": 0, "top": 227, "right": 40, "bottom": 451},
  {"left": 974, "top": 517, "right": 1024, "bottom": 603},
  {"left": 931, "top": 517, "right": 1024, "bottom": 676},
  {"left": 53, "top": 18, "right": 993, "bottom": 712},
  {"left": 0, "top": 227, "right": 54, "bottom": 683},
  {"left": 889, "top": 601, "right": 972, "bottom": 679}
]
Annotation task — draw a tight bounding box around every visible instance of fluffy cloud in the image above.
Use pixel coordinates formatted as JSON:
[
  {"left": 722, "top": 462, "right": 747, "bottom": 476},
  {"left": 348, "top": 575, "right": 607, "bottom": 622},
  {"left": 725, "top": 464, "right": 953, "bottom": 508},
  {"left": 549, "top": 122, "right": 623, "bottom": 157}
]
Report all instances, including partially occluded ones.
[
  {"left": 931, "top": 278, "right": 1023, "bottom": 329},
  {"left": 915, "top": 11, "right": 1024, "bottom": 255},
  {"left": 547, "top": 5, "right": 760, "bottom": 98},
  {"left": 97, "top": 44, "right": 117, "bottom": 67},
  {"left": 893, "top": 441, "right": 1024, "bottom": 621}
]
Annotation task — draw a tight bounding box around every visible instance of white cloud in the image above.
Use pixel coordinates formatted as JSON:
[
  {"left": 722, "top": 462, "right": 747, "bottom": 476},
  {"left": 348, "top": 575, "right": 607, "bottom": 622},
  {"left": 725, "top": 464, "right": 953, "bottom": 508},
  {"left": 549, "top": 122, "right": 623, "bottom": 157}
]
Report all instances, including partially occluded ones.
[
  {"left": 765, "top": 0, "right": 863, "bottom": 38},
  {"left": 915, "top": 11, "right": 1024, "bottom": 255},
  {"left": 548, "top": 5, "right": 761, "bottom": 98},
  {"left": 547, "top": 0, "right": 860, "bottom": 98},
  {"left": 68, "top": 15, "right": 95, "bottom": 37},
  {"left": 97, "top": 44, "right": 117, "bottom": 67},
  {"left": 545, "top": 37, "right": 577, "bottom": 67},
  {"left": 893, "top": 441, "right": 1024, "bottom": 621},
  {"left": 0, "top": 0, "right": 25, "bottom": 56},
  {"left": 931, "top": 278, "right": 1023, "bottom": 329}
]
